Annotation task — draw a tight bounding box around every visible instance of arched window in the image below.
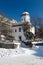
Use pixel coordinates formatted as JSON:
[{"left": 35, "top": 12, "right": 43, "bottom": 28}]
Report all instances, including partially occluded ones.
[{"left": 19, "top": 28, "right": 21, "bottom": 32}]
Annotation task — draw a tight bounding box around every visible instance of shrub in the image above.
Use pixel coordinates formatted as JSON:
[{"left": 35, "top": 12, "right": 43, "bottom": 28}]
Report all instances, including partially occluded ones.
[{"left": 25, "top": 41, "right": 33, "bottom": 47}]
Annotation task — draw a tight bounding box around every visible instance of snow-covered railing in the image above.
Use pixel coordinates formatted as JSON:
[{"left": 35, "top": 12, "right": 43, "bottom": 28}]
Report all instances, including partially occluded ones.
[{"left": 32, "top": 41, "right": 43, "bottom": 44}]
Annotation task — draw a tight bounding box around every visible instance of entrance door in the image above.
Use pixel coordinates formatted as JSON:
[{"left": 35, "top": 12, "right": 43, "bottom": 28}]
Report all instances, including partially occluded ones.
[{"left": 19, "top": 36, "right": 22, "bottom": 41}]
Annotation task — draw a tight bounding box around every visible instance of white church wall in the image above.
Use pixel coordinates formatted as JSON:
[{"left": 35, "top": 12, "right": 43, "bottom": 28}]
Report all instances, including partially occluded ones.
[
  {"left": 25, "top": 15, "right": 30, "bottom": 22},
  {"left": 21, "top": 15, "right": 30, "bottom": 23},
  {"left": 12, "top": 26, "right": 26, "bottom": 41},
  {"left": 30, "top": 26, "right": 35, "bottom": 35}
]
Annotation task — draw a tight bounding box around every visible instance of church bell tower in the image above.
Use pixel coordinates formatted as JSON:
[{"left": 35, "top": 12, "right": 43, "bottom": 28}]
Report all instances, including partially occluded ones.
[{"left": 21, "top": 12, "right": 30, "bottom": 23}]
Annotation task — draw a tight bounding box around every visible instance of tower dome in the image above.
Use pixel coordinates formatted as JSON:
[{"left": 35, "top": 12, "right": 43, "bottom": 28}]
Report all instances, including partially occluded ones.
[
  {"left": 22, "top": 12, "right": 29, "bottom": 15},
  {"left": 21, "top": 12, "right": 30, "bottom": 23}
]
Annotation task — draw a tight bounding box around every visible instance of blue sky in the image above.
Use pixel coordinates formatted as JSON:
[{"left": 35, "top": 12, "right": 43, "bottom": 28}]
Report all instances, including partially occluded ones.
[{"left": 0, "top": 0, "right": 43, "bottom": 22}]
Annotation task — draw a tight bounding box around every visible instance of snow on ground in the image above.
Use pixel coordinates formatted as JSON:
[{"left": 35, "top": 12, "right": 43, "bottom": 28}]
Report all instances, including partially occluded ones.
[
  {"left": 0, "top": 44, "right": 43, "bottom": 65},
  {"left": 0, "top": 43, "right": 36, "bottom": 58},
  {"left": 32, "top": 45, "right": 43, "bottom": 57},
  {"left": 0, "top": 47, "right": 36, "bottom": 57},
  {"left": 0, "top": 53, "right": 43, "bottom": 65}
]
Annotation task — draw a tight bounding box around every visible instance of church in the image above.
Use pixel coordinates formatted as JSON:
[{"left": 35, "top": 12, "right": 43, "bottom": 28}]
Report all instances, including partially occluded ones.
[{"left": 12, "top": 12, "right": 35, "bottom": 41}]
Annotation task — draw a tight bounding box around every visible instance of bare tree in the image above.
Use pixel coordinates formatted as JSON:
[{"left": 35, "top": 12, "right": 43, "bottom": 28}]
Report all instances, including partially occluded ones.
[
  {"left": 32, "top": 17, "right": 42, "bottom": 38},
  {"left": 38, "top": 26, "right": 43, "bottom": 38}
]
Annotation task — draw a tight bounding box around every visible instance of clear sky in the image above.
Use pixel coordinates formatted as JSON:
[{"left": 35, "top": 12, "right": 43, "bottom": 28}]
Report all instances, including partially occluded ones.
[{"left": 0, "top": 0, "right": 43, "bottom": 22}]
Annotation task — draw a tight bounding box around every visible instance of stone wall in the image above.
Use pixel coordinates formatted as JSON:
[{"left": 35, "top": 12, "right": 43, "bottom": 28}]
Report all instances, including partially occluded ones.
[{"left": 0, "top": 43, "right": 18, "bottom": 49}]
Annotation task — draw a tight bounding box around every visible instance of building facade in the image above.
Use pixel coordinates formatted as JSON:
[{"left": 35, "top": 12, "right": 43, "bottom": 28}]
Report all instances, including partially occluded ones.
[{"left": 12, "top": 12, "right": 35, "bottom": 41}]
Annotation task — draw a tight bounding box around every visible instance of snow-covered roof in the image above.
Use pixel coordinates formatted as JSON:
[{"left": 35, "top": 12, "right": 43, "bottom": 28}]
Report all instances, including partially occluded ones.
[{"left": 22, "top": 12, "right": 29, "bottom": 15}]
